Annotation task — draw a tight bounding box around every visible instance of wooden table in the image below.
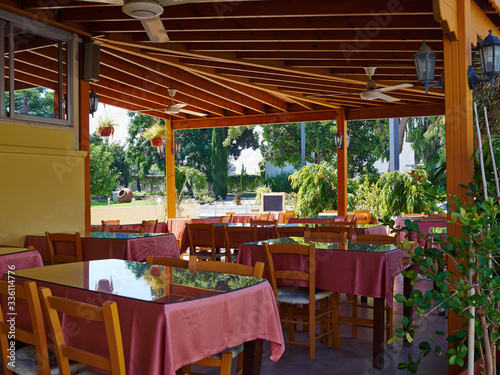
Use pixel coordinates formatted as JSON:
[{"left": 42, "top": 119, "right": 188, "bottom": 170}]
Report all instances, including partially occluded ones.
[
  {"left": 0, "top": 247, "right": 43, "bottom": 273},
  {"left": 25, "top": 232, "right": 180, "bottom": 263},
  {"left": 238, "top": 236, "right": 409, "bottom": 369},
  {"left": 14, "top": 259, "right": 284, "bottom": 375}
]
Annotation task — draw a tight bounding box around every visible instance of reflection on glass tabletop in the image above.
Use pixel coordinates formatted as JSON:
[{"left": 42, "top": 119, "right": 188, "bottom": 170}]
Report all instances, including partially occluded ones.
[
  {"left": 89, "top": 232, "right": 169, "bottom": 239},
  {"left": 15, "top": 259, "right": 265, "bottom": 304},
  {"left": 245, "top": 237, "right": 397, "bottom": 253}
]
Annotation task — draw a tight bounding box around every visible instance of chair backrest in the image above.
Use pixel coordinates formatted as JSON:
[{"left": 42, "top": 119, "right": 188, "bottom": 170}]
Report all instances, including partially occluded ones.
[
  {"left": 0, "top": 281, "right": 49, "bottom": 375},
  {"left": 39, "top": 287, "right": 126, "bottom": 375},
  {"left": 141, "top": 219, "right": 158, "bottom": 233},
  {"left": 421, "top": 214, "right": 447, "bottom": 221},
  {"left": 258, "top": 212, "right": 271, "bottom": 220},
  {"left": 223, "top": 226, "right": 258, "bottom": 250},
  {"left": 101, "top": 220, "right": 120, "bottom": 231},
  {"left": 186, "top": 223, "right": 216, "bottom": 255},
  {"left": 109, "top": 228, "right": 145, "bottom": 235},
  {"left": 145, "top": 254, "right": 197, "bottom": 269},
  {"left": 251, "top": 209, "right": 260, "bottom": 212},
  {"left": 91, "top": 226, "right": 103, "bottom": 232},
  {"left": 355, "top": 234, "right": 398, "bottom": 245},
  {"left": 284, "top": 210, "right": 296, "bottom": 224},
  {"left": 219, "top": 215, "right": 233, "bottom": 223},
  {"left": 353, "top": 210, "right": 372, "bottom": 224},
  {"left": 317, "top": 224, "right": 353, "bottom": 239},
  {"left": 402, "top": 213, "right": 424, "bottom": 217},
  {"left": 307, "top": 231, "right": 347, "bottom": 242},
  {"left": 250, "top": 219, "right": 279, "bottom": 238},
  {"left": 195, "top": 260, "right": 265, "bottom": 278},
  {"left": 225, "top": 211, "right": 235, "bottom": 215},
  {"left": 323, "top": 210, "right": 338, "bottom": 214},
  {"left": 262, "top": 242, "right": 315, "bottom": 298},
  {"left": 45, "top": 232, "right": 82, "bottom": 265},
  {"left": 277, "top": 224, "right": 309, "bottom": 238}
]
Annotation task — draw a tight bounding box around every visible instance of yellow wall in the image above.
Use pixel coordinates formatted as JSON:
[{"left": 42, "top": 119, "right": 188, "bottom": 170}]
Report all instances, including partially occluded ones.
[{"left": 0, "top": 122, "right": 87, "bottom": 246}]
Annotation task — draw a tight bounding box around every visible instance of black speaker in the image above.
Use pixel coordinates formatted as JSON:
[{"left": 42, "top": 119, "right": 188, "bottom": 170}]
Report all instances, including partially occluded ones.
[{"left": 83, "top": 42, "right": 100, "bottom": 82}]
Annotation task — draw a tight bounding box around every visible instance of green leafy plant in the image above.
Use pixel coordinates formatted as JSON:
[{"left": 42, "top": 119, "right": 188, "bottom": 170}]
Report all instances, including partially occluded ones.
[
  {"left": 255, "top": 185, "right": 272, "bottom": 204},
  {"left": 389, "top": 182, "right": 500, "bottom": 374},
  {"left": 96, "top": 116, "right": 117, "bottom": 136},
  {"left": 141, "top": 118, "right": 169, "bottom": 140}
]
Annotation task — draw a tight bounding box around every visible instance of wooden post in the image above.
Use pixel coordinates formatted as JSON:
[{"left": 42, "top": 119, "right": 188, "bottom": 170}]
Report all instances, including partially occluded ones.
[
  {"left": 165, "top": 117, "right": 177, "bottom": 218},
  {"left": 337, "top": 109, "right": 348, "bottom": 216},
  {"left": 79, "top": 80, "right": 91, "bottom": 233}
]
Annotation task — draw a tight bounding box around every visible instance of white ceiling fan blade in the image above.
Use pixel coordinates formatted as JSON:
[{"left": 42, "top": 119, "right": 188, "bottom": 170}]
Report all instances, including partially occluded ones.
[
  {"left": 140, "top": 17, "right": 169, "bottom": 43},
  {"left": 377, "top": 83, "right": 413, "bottom": 93},
  {"left": 172, "top": 103, "right": 187, "bottom": 109},
  {"left": 78, "top": 0, "right": 122, "bottom": 3},
  {"left": 306, "top": 92, "right": 358, "bottom": 98},
  {"left": 134, "top": 107, "right": 164, "bottom": 112},
  {"left": 377, "top": 93, "right": 401, "bottom": 102},
  {"left": 179, "top": 108, "right": 207, "bottom": 117}
]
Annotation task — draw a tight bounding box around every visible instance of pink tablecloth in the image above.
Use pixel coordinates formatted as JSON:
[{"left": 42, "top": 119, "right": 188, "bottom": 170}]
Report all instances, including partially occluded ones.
[
  {"left": 238, "top": 242, "right": 405, "bottom": 307},
  {"left": 0, "top": 248, "right": 43, "bottom": 274},
  {"left": 25, "top": 234, "right": 180, "bottom": 263},
  {"left": 353, "top": 225, "right": 388, "bottom": 236},
  {"left": 15, "top": 275, "right": 284, "bottom": 375},
  {"left": 394, "top": 217, "right": 447, "bottom": 246},
  {"left": 232, "top": 214, "right": 259, "bottom": 224}
]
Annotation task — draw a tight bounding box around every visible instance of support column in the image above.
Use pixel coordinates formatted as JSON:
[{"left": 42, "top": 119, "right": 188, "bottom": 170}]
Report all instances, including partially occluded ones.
[
  {"left": 337, "top": 109, "right": 348, "bottom": 216},
  {"left": 79, "top": 80, "right": 91, "bottom": 233},
  {"left": 441, "top": 0, "right": 474, "bottom": 373},
  {"left": 389, "top": 118, "right": 400, "bottom": 171},
  {"left": 165, "top": 118, "right": 177, "bottom": 218}
]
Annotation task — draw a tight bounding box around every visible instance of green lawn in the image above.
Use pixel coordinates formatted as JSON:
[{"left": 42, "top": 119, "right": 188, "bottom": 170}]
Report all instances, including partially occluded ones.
[{"left": 91, "top": 199, "right": 163, "bottom": 208}]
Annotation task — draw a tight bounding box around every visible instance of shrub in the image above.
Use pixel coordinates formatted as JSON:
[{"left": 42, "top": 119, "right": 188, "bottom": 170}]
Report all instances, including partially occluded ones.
[
  {"left": 228, "top": 174, "right": 264, "bottom": 192},
  {"left": 255, "top": 185, "right": 272, "bottom": 204},
  {"left": 264, "top": 172, "right": 294, "bottom": 193}
]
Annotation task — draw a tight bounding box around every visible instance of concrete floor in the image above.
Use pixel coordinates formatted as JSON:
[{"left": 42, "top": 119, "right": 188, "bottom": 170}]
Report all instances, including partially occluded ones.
[{"left": 189, "top": 275, "right": 449, "bottom": 375}]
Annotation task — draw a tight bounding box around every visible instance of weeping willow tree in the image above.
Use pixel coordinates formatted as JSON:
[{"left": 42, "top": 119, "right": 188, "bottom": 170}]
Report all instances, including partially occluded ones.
[{"left": 375, "top": 169, "right": 444, "bottom": 222}]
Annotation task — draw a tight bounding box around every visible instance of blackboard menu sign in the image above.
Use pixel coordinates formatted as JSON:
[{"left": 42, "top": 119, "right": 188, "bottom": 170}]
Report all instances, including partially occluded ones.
[{"left": 261, "top": 193, "right": 285, "bottom": 212}]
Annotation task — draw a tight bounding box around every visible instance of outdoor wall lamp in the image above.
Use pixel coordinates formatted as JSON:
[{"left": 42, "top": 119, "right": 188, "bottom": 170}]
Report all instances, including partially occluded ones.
[
  {"left": 334, "top": 132, "right": 350, "bottom": 150},
  {"left": 172, "top": 140, "right": 181, "bottom": 155},
  {"left": 89, "top": 89, "right": 99, "bottom": 117},
  {"left": 468, "top": 30, "right": 500, "bottom": 89},
  {"left": 413, "top": 41, "right": 444, "bottom": 94}
]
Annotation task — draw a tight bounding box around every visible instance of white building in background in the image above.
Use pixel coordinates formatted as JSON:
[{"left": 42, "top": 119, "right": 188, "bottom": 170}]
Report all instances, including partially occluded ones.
[{"left": 264, "top": 141, "right": 416, "bottom": 178}]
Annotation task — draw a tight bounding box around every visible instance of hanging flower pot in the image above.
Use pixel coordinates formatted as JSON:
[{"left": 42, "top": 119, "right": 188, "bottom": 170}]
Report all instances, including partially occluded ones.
[
  {"left": 150, "top": 138, "right": 162, "bottom": 147},
  {"left": 99, "top": 127, "right": 113, "bottom": 137}
]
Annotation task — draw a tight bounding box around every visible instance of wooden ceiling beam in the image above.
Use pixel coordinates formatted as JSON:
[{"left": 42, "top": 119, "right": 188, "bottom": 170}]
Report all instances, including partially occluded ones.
[
  {"left": 96, "top": 95, "right": 172, "bottom": 122},
  {"left": 5, "top": 67, "right": 57, "bottom": 91},
  {"left": 86, "top": 14, "right": 440, "bottom": 34},
  {"left": 172, "top": 109, "right": 340, "bottom": 129},
  {"left": 59, "top": 0, "right": 433, "bottom": 22},
  {"left": 103, "top": 49, "right": 271, "bottom": 114},
  {"left": 236, "top": 51, "right": 437, "bottom": 60},
  {"left": 345, "top": 102, "right": 445, "bottom": 120},
  {"left": 98, "top": 62, "right": 224, "bottom": 117},
  {"left": 99, "top": 51, "right": 241, "bottom": 115}
]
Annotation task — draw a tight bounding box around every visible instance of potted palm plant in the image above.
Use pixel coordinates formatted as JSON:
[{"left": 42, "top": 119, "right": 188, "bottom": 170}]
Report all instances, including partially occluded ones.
[
  {"left": 96, "top": 116, "right": 117, "bottom": 137},
  {"left": 141, "top": 119, "right": 169, "bottom": 147}
]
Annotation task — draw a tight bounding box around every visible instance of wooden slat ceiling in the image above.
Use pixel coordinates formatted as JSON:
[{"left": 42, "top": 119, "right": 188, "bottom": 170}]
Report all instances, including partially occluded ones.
[{"left": 8, "top": 0, "right": 500, "bottom": 128}]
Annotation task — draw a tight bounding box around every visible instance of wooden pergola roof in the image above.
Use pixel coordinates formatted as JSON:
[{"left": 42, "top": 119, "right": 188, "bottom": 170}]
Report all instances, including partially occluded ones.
[{"left": 4, "top": 0, "right": 500, "bottom": 129}]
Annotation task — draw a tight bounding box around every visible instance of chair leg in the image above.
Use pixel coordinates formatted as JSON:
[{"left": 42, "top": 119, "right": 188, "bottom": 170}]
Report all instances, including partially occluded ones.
[
  {"left": 287, "top": 305, "right": 295, "bottom": 342},
  {"left": 351, "top": 294, "right": 358, "bottom": 338},
  {"left": 235, "top": 352, "right": 243, "bottom": 375},
  {"left": 179, "top": 365, "right": 191, "bottom": 374},
  {"left": 332, "top": 293, "right": 341, "bottom": 349},
  {"left": 219, "top": 352, "right": 233, "bottom": 375},
  {"left": 309, "top": 301, "right": 316, "bottom": 360}
]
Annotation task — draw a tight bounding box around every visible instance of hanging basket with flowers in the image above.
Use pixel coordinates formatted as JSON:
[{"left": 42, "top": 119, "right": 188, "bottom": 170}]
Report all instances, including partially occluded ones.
[
  {"left": 96, "top": 116, "right": 117, "bottom": 137},
  {"left": 141, "top": 118, "right": 170, "bottom": 147}
]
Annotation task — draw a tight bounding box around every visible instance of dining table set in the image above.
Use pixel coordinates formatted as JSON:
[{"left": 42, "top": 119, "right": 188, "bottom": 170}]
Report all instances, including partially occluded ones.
[{"left": 0, "top": 213, "right": 450, "bottom": 374}]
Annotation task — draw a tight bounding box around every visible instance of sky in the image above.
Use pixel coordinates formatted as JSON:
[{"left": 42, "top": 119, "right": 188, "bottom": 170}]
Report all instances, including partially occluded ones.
[{"left": 90, "top": 104, "right": 263, "bottom": 174}]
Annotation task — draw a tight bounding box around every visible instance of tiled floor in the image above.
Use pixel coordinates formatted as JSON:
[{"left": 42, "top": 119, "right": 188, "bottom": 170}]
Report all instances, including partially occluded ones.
[{"left": 189, "top": 275, "right": 449, "bottom": 374}]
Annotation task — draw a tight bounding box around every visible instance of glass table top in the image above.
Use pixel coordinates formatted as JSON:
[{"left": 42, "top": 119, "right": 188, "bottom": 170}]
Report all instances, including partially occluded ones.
[
  {"left": 15, "top": 259, "right": 265, "bottom": 304},
  {"left": 89, "top": 232, "right": 169, "bottom": 239},
  {"left": 0, "top": 247, "right": 35, "bottom": 256},
  {"left": 244, "top": 237, "right": 397, "bottom": 253}
]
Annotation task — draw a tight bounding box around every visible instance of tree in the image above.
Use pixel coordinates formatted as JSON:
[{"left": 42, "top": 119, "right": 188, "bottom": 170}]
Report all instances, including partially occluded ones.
[
  {"left": 125, "top": 113, "right": 165, "bottom": 191},
  {"left": 7, "top": 88, "right": 55, "bottom": 118},
  {"left": 89, "top": 143, "right": 121, "bottom": 196},
  {"left": 211, "top": 128, "right": 229, "bottom": 199},
  {"left": 175, "top": 166, "right": 207, "bottom": 198},
  {"left": 406, "top": 116, "right": 446, "bottom": 168},
  {"left": 346, "top": 120, "right": 381, "bottom": 177},
  {"left": 90, "top": 133, "right": 130, "bottom": 187}
]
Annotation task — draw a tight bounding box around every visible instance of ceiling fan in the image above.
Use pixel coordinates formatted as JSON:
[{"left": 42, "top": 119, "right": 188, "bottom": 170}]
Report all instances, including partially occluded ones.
[
  {"left": 78, "top": 0, "right": 213, "bottom": 43},
  {"left": 308, "top": 67, "right": 413, "bottom": 102},
  {"left": 136, "top": 88, "right": 207, "bottom": 117}
]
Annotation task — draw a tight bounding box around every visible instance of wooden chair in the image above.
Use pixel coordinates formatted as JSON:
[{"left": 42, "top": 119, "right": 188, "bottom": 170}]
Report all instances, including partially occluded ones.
[
  {"left": 258, "top": 212, "right": 271, "bottom": 220},
  {"left": 101, "top": 220, "right": 120, "bottom": 231},
  {"left": 307, "top": 231, "right": 347, "bottom": 242},
  {"left": 283, "top": 210, "right": 296, "bottom": 224},
  {"left": 45, "top": 232, "right": 82, "bottom": 265},
  {"left": 421, "top": 214, "right": 447, "bottom": 221},
  {"left": 341, "top": 234, "right": 397, "bottom": 340},
  {"left": 353, "top": 210, "right": 372, "bottom": 225},
  {"left": 222, "top": 226, "right": 258, "bottom": 262},
  {"left": 186, "top": 223, "right": 224, "bottom": 261},
  {"left": 317, "top": 224, "right": 353, "bottom": 239},
  {"left": 91, "top": 226, "right": 103, "bottom": 232},
  {"left": 181, "top": 261, "right": 265, "bottom": 375},
  {"left": 145, "top": 254, "right": 197, "bottom": 269},
  {"left": 39, "top": 287, "right": 126, "bottom": 375},
  {"left": 109, "top": 228, "right": 145, "bottom": 235},
  {"left": 0, "top": 281, "right": 50, "bottom": 375},
  {"left": 402, "top": 213, "right": 424, "bottom": 217},
  {"left": 263, "top": 242, "right": 339, "bottom": 360},
  {"left": 219, "top": 215, "right": 233, "bottom": 223},
  {"left": 250, "top": 219, "right": 279, "bottom": 238},
  {"left": 250, "top": 208, "right": 260, "bottom": 212},
  {"left": 277, "top": 224, "right": 309, "bottom": 238},
  {"left": 141, "top": 219, "right": 158, "bottom": 233},
  {"left": 322, "top": 210, "right": 338, "bottom": 215},
  {"left": 225, "top": 211, "right": 235, "bottom": 215}
]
